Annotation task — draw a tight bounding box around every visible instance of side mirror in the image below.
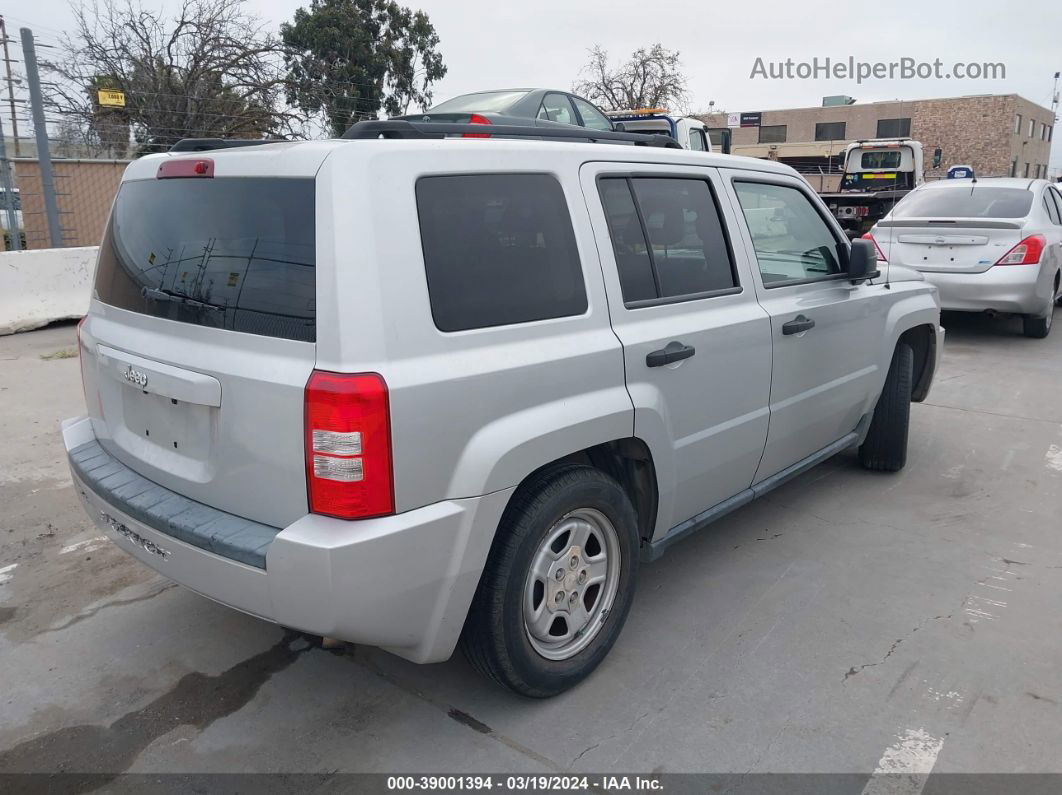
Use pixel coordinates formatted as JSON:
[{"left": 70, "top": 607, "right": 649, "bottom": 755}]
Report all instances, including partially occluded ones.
[
  {"left": 847, "top": 239, "right": 880, "bottom": 284},
  {"left": 612, "top": 121, "right": 626, "bottom": 132}
]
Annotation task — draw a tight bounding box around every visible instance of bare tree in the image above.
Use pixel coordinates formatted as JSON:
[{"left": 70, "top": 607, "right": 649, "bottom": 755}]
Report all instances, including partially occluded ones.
[
  {"left": 573, "top": 44, "right": 688, "bottom": 112},
  {"left": 47, "top": 0, "right": 299, "bottom": 154}
]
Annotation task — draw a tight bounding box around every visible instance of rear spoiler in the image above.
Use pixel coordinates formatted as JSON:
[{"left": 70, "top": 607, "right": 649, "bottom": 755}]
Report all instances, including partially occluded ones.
[
  {"left": 169, "top": 138, "right": 283, "bottom": 152},
  {"left": 875, "top": 218, "right": 1025, "bottom": 230}
]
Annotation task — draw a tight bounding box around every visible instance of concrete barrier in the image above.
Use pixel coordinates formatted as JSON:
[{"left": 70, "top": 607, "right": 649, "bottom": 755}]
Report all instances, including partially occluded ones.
[{"left": 0, "top": 247, "right": 98, "bottom": 336}]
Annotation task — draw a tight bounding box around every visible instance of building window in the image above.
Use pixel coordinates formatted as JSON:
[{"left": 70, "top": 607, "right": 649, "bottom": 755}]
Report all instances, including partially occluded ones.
[
  {"left": 1024, "top": 163, "right": 1030, "bottom": 178},
  {"left": 1042, "top": 123, "right": 1049, "bottom": 141},
  {"left": 1010, "top": 158, "right": 1018, "bottom": 177},
  {"left": 758, "top": 125, "right": 787, "bottom": 144},
  {"left": 1028, "top": 118, "right": 1036, "bottom": 137},
  {"left": 814, "top": 121, "right": 846, "bottom": 141},
  {"left": 876, "top": 118, "right": 911, "bottom": 138},
  {"left": 1014, "top": 114, "right": 1022, "bottom": 134}
]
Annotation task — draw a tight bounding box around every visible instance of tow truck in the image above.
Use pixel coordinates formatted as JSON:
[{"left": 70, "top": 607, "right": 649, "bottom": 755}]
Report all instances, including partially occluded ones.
[
  {"left": 605, "top": 108, "right": 731, "bottom": 153},
  {"left": 819, "top": 138, "right": 924, "bottom": 238}
]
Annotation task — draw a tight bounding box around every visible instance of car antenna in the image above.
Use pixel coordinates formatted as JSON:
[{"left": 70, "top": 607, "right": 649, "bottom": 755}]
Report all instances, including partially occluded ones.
[{"left": 882, "top": 99, "right": 905, "bottom": 291}]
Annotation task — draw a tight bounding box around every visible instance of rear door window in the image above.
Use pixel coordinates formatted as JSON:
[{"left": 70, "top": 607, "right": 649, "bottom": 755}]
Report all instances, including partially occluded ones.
[
  {"left": 416, "top": 174, "right": 587, "bottom": 331},
  {"left": 538, "top": 94, "right": 577, "bottom": 126},
  {"left": 95, "top": 177, "right": 316, "bottom": 342},
  {"left": 598, "top": 177, "right": 738, "bottom": 305},
  {"left": 1045, "top": 189, "right": 1062, "bottom": 226}
]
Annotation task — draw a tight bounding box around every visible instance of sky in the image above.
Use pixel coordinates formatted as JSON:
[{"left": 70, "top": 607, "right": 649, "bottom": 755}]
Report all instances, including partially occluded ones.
[{"left": 6, "top": 0, "right": 1062, "bottom": 168}]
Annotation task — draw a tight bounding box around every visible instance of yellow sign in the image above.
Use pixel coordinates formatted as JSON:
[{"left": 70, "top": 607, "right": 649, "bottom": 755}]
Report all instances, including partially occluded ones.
[
  {"left": 863, "top": 173, "right": 897, "bottom": 179},
  {"left": 97, "top": 89, "right": 125, "bottom": 107}
]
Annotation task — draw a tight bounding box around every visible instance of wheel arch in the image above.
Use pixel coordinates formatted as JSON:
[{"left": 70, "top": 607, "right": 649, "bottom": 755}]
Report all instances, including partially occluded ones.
[
  {"left": 898, "top": 323, "right": 937, "bottom": 402},
  {"left": 500, "top": 438, "right": 660, "bottom": 548}
]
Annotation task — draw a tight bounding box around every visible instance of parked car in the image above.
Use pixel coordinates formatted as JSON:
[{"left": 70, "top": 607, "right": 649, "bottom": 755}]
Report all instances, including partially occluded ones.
[
  {"left": 394, "top": 88, "right": 615, "bottom": 134},
  {"left": 64, "top": 123, "right": 942, "bottom": 697},
  {"left": 865, "top": 178, "right": 1062, "bottom": 338}
]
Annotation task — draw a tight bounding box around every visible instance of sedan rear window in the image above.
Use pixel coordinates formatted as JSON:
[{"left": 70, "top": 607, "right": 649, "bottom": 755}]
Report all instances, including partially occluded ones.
[
  {"left": 427, "top": 91, "right": 529, "bottom": 114},
  {"left": 95, "top": 177, "right": 316, "bottom": 342},
  {"left": 892, "top": 187, "right": 1034, "bottom": 219}
]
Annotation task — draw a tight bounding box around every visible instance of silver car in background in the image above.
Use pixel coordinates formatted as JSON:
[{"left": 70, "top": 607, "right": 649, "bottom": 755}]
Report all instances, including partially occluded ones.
[{"left": 866, "top": 178, "right": 1062, "bottom": 337}]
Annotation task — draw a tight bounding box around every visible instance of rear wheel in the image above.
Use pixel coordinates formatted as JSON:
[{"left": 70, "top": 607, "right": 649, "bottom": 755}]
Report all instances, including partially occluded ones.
[
  {"left": 1023, "top": 304, "right": 1053, "bottom": 339},
  {"left": 460, "top": 465, "right": 639, "bottom": 697},
  {"left": 859, "top": 343, "right": 913, "bottom": 472}
]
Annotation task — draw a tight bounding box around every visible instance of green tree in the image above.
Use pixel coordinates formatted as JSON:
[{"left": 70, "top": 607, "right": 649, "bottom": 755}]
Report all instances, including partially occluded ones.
[{"left": 281, "top": 0, "right": 446, "bottom": 137}]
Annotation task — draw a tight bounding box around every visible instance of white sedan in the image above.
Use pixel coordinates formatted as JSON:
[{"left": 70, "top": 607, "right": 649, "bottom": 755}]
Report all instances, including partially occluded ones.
[{"left": 865, "top": 178, "right": 1062, "bottom": 338}]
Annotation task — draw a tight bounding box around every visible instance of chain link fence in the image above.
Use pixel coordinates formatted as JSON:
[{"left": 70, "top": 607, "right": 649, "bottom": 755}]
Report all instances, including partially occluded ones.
[{"left": 11, "top": 157, "right": 127, "bottom": 249}]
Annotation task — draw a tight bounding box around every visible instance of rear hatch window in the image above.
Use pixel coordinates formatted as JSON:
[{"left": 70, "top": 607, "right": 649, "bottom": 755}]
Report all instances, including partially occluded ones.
[
  {"left": 95, "top": 177, "right": 316, "bottom": 342},
  {"left": 893, "top": 187, "right": 1033, "bottom": 219}
]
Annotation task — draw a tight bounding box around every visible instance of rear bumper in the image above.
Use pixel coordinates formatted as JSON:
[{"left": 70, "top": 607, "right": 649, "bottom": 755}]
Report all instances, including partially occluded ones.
[
  {"left": 920, "top": 265, "right": 1051, "bottom": 316},
  {"left": 63, "top": 416, "right": 513, "bottom": 663}
]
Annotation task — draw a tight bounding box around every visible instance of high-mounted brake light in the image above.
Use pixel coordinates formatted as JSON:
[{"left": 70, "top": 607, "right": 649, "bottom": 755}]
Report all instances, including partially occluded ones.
[
  {"left": 305, "top": 371, "right": 394, "bottom": 519},
  {"left": 861, "top": 232, "right": 889, "bottom": 263},
  {"left": 157, "top": 158, "right": 214, "bottom": 179},
  {"left": 994, "top": 234, "right": 1046, "bottom": 266},
  {"left": 462, "top": 114, "right": 493, "bottom": 138}
]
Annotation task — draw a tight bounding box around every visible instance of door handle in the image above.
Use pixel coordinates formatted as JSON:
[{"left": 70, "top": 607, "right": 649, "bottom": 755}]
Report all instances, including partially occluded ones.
[
  {"left": 646, "top": 341, "right": 696, "bottom": 368},
  {"left": 782, "top": 314, "right": 815, "bottom": 335}
]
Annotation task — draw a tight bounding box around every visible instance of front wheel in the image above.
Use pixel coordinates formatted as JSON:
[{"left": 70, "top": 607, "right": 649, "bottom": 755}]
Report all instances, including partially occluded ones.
[
  {"left": 859, "top": 343, "right": 913, "bottom": 472},
  {"left": 460, "top": 465, "right": 639, "bottom": 697}
]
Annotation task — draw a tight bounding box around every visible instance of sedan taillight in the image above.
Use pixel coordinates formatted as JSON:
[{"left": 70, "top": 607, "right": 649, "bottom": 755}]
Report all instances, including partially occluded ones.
[{"left": 995, "top": 234, "right": 1046, "bottom": 265}]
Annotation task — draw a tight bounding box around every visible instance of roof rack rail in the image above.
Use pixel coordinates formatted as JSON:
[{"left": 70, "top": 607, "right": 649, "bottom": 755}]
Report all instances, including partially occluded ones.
[
  {"left": 169, "top": 138, "right": 284, "bottom": 153},
  {"left": 341, "top": 119, "right": 683, "bottom": 149}
]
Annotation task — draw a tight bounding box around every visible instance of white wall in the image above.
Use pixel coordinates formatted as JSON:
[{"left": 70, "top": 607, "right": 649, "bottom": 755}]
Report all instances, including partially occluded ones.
[{"left": 0, "top": 247, "right": 98, "bottom": 336}]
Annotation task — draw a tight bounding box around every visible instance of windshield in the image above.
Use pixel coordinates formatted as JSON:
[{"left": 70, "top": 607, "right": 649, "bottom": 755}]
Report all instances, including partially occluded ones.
[
  {"left": 892, "top": 187, "right": 1034, "bottom": 219},
  {"left": 94, "top": 177, "right": 316, "bottom": 342},
  {"left": 427, "top": 90, "right": 529, "bottom": 114}
]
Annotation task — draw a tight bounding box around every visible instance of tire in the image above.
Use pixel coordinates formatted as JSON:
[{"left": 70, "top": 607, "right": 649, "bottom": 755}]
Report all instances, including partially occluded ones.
[
  {"left": 1023, "top": 306, "right": 1053, "bottom": 339},
  {"left": 859, "top": 343, "right": 914, "bottom": 472},
  {"left": 460, "top": 465, "right": 639, "bottom": 697}
]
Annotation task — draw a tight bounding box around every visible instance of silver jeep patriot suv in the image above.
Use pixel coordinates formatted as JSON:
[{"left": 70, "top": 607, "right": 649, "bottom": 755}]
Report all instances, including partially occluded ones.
[{"left": 64, "top": 121, "right": 942, "bottom": 696}]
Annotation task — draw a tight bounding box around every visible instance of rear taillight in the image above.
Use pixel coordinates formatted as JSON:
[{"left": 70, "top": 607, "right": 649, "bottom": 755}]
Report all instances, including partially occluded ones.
[
  {"left": 463, "top": 114, "right": 493, "bottom": 138},
  {"left": 305, "top": 371, "right": 394, "bottom": 520},
  {"left": 861, "top": 232, "right": 888, "bottom": 263},
  {"left": 995, "top": 234, "right": 1046, "bottom": 265}
]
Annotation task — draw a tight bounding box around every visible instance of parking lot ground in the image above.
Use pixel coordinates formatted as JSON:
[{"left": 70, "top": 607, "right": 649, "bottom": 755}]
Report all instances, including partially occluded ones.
[{"left": 1, "top": 313, "right": 1061, "bottom": 782}]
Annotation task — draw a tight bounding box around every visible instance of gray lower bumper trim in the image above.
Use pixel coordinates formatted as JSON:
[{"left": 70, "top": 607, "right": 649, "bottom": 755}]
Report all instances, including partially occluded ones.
[{"left": 69, "top": 440, "right": 280, "bottom": 569}]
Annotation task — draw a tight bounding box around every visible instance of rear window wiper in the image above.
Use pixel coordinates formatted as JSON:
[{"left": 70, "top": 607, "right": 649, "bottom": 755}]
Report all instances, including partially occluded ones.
[{"left": 142, "top": 287, "right": 225, "bottom": 312}]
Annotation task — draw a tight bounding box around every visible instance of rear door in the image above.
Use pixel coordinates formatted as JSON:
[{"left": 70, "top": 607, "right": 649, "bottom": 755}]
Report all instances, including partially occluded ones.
[
  {"left": 724, "top": 170, "right": 887, "bottom": 480},
  {"left": 79, "top": 152, "right": 322, "bottom": 528},
  {"left": 581, "top": 162, "right": 772, "bottom": 535}
]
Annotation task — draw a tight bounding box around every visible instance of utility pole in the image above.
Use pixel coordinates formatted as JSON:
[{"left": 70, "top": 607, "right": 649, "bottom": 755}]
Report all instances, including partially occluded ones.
[
  {"left": 20, "top": 26, "right": 61, "bottom": 248},
  {"left": 0, "top": 16, "right": 19, "bottom": 156},
  {"left": 0, "top": 107, "right": 21, "bottom": 250}
]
